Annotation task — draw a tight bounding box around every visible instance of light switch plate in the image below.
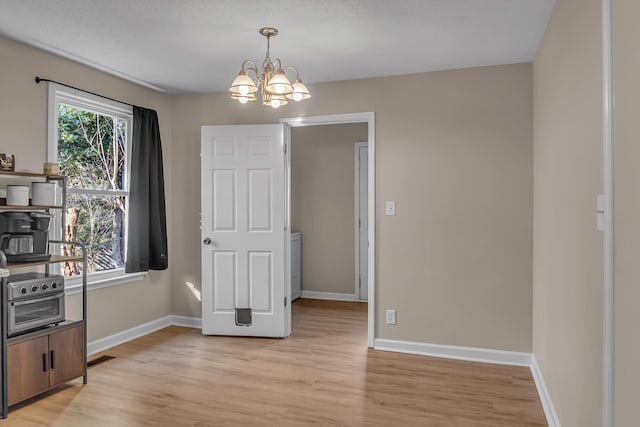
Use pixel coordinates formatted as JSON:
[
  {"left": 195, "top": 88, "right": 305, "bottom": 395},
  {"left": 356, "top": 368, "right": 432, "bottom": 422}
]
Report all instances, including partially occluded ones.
[{"left": 385, "top": 201, "right": 396, "bottom": 216}]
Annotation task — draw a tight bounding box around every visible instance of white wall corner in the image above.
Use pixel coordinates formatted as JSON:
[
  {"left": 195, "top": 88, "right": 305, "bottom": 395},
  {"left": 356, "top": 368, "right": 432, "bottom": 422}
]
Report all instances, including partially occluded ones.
[
  {"left": 374, "top": 339, "right": 559, "bottom": 425},
  {"left": 170, "top": 315, "right": 202, "bottom": 329},
  {"left": 530, "top": 355, "right": 561, "bottom": 427}
]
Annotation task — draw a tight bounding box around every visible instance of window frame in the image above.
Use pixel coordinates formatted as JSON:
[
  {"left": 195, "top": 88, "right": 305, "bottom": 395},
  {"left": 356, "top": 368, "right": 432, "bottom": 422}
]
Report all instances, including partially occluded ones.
[{"left": 47, "top": 83, "right": 145, "bottom": 292}]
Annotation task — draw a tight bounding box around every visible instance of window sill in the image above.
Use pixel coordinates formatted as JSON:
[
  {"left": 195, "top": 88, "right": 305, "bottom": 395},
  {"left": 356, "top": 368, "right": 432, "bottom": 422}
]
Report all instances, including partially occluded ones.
[{"left": 64, "top": 271, "right": 146, "bottom": 296}]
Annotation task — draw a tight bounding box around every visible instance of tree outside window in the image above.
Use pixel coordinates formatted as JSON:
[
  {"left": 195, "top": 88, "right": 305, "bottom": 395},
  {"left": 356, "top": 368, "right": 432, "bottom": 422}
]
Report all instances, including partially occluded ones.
[{"left": 56, "top": 105, "right": 129, "bottom": 276}]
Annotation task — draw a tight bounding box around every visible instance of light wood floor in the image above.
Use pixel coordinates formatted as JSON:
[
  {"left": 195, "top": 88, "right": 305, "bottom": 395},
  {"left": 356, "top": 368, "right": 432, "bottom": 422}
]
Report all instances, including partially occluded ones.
[{"left": 4, "top": 299, "right": 546, "bottom": 426}]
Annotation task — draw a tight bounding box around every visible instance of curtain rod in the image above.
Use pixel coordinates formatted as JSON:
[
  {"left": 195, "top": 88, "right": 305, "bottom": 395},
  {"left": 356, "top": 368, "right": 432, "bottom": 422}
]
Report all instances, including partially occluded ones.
[{"left": 34, "top": 76, "right": 134, "bottom": 107}]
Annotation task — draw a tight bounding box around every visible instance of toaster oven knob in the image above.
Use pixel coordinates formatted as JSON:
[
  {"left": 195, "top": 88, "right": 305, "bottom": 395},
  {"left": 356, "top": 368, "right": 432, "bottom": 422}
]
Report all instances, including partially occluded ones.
[
  {"left": 42, "top": 284, "right": 49, "bottom": 291},
  {"left": 31, "top": 285, "right": 38, "bottom": 293},
  {"left": 19, "top": 287, "right": 27, "bottom": 295}
]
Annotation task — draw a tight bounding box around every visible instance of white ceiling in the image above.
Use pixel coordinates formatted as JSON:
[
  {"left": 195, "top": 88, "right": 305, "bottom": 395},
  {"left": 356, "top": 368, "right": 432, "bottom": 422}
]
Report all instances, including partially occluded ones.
[{"left": 0, "top": 0, "right": 555, "bottom": 94}]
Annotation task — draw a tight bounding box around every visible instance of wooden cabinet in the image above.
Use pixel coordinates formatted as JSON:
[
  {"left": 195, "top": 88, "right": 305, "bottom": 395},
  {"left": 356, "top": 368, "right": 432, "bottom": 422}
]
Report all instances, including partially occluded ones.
[{"left": 7, "top": 323, "right": 84, "bottom": 406}]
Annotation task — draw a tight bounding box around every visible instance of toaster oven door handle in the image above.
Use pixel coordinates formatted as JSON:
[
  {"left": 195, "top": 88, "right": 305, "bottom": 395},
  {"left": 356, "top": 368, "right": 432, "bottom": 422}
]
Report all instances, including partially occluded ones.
[{"left": 12, "top": 293, "right": 62, "bottom": 306}]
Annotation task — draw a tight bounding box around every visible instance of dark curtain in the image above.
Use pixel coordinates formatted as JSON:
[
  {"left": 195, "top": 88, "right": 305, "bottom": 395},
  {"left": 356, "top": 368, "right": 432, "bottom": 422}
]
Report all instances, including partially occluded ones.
[{"left": 125, "top": 106, "right": 168, "bottom": 272}]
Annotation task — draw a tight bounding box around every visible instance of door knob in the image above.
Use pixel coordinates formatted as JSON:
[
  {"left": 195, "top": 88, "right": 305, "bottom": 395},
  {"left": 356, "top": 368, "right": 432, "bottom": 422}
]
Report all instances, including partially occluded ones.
[{"left": 203, "top": 237, "right": 212, "bottom": 245}]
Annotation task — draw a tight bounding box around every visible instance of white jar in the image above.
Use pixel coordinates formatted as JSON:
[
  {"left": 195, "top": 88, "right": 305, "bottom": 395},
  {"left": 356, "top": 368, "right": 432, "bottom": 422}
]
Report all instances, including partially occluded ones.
[
  {"left": 6, "top": 185, "right": 30, "bottom": 206},
  {"left": 31, "top": 182, "right": 56, "bottom": 206}
]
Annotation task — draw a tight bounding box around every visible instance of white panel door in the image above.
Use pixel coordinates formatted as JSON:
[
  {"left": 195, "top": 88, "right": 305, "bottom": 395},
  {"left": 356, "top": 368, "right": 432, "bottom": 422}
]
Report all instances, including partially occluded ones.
[{"left": 201, "top": 124, "right": 287, "bottom": 337}]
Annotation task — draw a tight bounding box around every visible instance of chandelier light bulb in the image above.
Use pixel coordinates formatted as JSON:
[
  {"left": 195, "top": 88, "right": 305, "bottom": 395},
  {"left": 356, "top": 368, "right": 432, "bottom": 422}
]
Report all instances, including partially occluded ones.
[
  {"left": 239, "top": 96, "right": 249, "bottom": 104},
  {"left": 286, "top": 79, "right": 311, "bottom": 102},
  {"left": 271, "top": 99, "right": 281, "bottom": 108},
  {"left": 239, "top": 85, "right": 249, "bottom": 95},
  {"left": 274, "top": 83, "right": 286, "bottom": 94}
]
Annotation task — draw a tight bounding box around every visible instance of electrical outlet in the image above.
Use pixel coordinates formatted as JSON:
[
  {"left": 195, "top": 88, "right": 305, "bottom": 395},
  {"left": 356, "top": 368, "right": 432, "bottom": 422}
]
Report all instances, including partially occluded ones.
[{"left": 386, "top": 309, "right": 397, "bottom": 325}]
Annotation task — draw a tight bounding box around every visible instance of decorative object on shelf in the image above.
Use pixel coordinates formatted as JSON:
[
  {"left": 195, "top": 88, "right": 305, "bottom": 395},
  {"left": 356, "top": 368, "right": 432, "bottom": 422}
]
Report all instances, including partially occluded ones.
[
  {"left": 31, "top": 182, "right": 56, "bottom": 206},
  {"left": 229, "top": 27, "right": 311, "bottom": 108},
  {"left": 0, "top": 154, "right": 15, "bottom": 171},
  {"left": 43, "top": 162, "right": 60, "bottom": 175},
  {"left": 5, "top": 185, "right": 29, "bottom": 206}
]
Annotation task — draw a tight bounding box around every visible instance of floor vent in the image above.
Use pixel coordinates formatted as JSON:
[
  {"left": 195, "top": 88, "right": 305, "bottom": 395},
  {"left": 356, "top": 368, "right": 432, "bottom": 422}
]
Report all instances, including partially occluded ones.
[{"left": 88, "top": 355, "right": 116, "bottom": 368}]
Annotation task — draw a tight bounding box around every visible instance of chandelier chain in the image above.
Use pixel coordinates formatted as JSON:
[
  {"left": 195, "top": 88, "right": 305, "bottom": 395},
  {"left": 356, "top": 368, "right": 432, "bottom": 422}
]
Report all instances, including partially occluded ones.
[{"left": 263, "top": 35, "right": 272, "bottom": 71}]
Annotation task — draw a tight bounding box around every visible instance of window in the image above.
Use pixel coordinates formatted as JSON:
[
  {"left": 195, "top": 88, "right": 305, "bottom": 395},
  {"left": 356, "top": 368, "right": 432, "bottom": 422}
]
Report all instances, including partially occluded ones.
[{"left": 48, "top": 84, "right": 140, "bottom": 289}]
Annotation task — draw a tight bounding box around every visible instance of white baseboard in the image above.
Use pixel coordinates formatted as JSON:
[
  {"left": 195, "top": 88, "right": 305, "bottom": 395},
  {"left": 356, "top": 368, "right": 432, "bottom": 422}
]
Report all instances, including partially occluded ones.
[
  {"left": 300, "top": 290, "right": 356, "bottom": 301},
  {"left": 88, "top": 315, "right": 173, "bottom": 356},
  {"left": 87, "top": 315, "right": 202, "bottom": 356},
  {"left": 374, "top": 338, "right": 533, "bottom": 367},
  {"left": 170, "top": 315, "right": 202, "bottom": 329},
  {"left": 530, "top": 355, "right": 561, "bottom": 427}
]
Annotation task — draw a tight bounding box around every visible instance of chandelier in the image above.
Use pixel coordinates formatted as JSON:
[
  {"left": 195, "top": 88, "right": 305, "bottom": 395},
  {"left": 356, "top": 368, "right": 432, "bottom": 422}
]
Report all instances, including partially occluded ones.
[{"left": 229, "top": 27, "right": 311, "bottom": 108}]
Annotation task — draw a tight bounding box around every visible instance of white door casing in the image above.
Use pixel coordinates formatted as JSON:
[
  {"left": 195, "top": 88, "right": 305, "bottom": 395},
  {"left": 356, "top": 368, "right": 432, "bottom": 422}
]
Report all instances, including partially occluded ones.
[
  {"left": 281, "top": 112, "right": 375, "bottom": 347},
  {"left": 201, "top": 124, "right": 288, "bottom": 337},
  {"left": 355, "top": 142, "right": 369, "bottom": 301}
]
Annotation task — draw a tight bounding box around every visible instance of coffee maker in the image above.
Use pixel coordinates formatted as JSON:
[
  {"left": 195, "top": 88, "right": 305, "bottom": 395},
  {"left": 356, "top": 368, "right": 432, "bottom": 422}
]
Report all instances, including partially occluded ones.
[{"left": 0, "top": 212, "right": 52, "bottom": 262}]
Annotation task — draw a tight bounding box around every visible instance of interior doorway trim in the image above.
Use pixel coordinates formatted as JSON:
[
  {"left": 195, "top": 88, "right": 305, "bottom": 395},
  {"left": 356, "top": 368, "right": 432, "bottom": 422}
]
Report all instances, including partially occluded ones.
[
  {"left": 601, "top": 0, "right": 613, "bottom": 425},
  {"left": 354, "top": 141, "right": 368, "bottom": 302},
  {"left": 281, "top": 112, "right": 376, "bottom": 347}
]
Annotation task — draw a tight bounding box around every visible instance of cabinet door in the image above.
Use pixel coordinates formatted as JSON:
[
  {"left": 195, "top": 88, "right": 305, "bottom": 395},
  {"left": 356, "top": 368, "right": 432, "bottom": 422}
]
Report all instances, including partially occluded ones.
[
  {"left": 49, "top": 324, "right": 84, "bottom": 387},
  {"left": 7, "top": 336, "right": 50, "bottom": 406}
]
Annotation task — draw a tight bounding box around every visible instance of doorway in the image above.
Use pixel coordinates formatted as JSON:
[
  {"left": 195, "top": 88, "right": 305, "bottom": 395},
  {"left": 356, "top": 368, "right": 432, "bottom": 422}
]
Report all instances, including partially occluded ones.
[{"left": 281, "top": 113, "right": 375, "bottom": 347}]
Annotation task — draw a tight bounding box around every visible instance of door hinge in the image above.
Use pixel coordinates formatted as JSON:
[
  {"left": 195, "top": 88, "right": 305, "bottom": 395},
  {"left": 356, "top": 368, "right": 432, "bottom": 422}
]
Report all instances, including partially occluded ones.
[
  {"left": 359, "top": 278, "right": 361, "bottom": 289},
  {"left": 358, "top": 218, "right": 361, "bottom": 228},
  {"left": 283, "top": 143, "right": 287, "bottom": 154},
  {"left": 284, "top": 296, "right": 287, "bottom": 306}
]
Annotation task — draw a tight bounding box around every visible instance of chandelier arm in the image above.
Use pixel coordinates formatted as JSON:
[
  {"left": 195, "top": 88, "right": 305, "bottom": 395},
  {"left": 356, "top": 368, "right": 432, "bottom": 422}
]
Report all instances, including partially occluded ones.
[
  {"left": 282, "top": 65, "right": 301, "bottom": 80},
  {"left": 241, "top": 60, "right": 259, "bottom": 73},
  {"left": 241, "top": 60, "right": 261, "bottom": 84}
]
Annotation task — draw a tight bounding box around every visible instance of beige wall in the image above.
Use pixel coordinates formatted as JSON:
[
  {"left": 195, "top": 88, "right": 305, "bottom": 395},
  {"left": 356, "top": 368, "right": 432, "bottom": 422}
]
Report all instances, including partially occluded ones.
[
  {"left": 0, "top": 36, "right": 174, "bottom": 342},
  {"left": 532, "top": 0, "right": 603, "bottom": 425},
  {"left": 291, "top": 124, "right": 368, "bottom": 295},
  {"left": 0, "top": 35, "right": 533, "bottom": 354},
  {"left": 172, "top": 63, "right": 533, "bottom": 352},
  {"left": 613, "top": 0, "right": 640, "bottom": 424}
]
